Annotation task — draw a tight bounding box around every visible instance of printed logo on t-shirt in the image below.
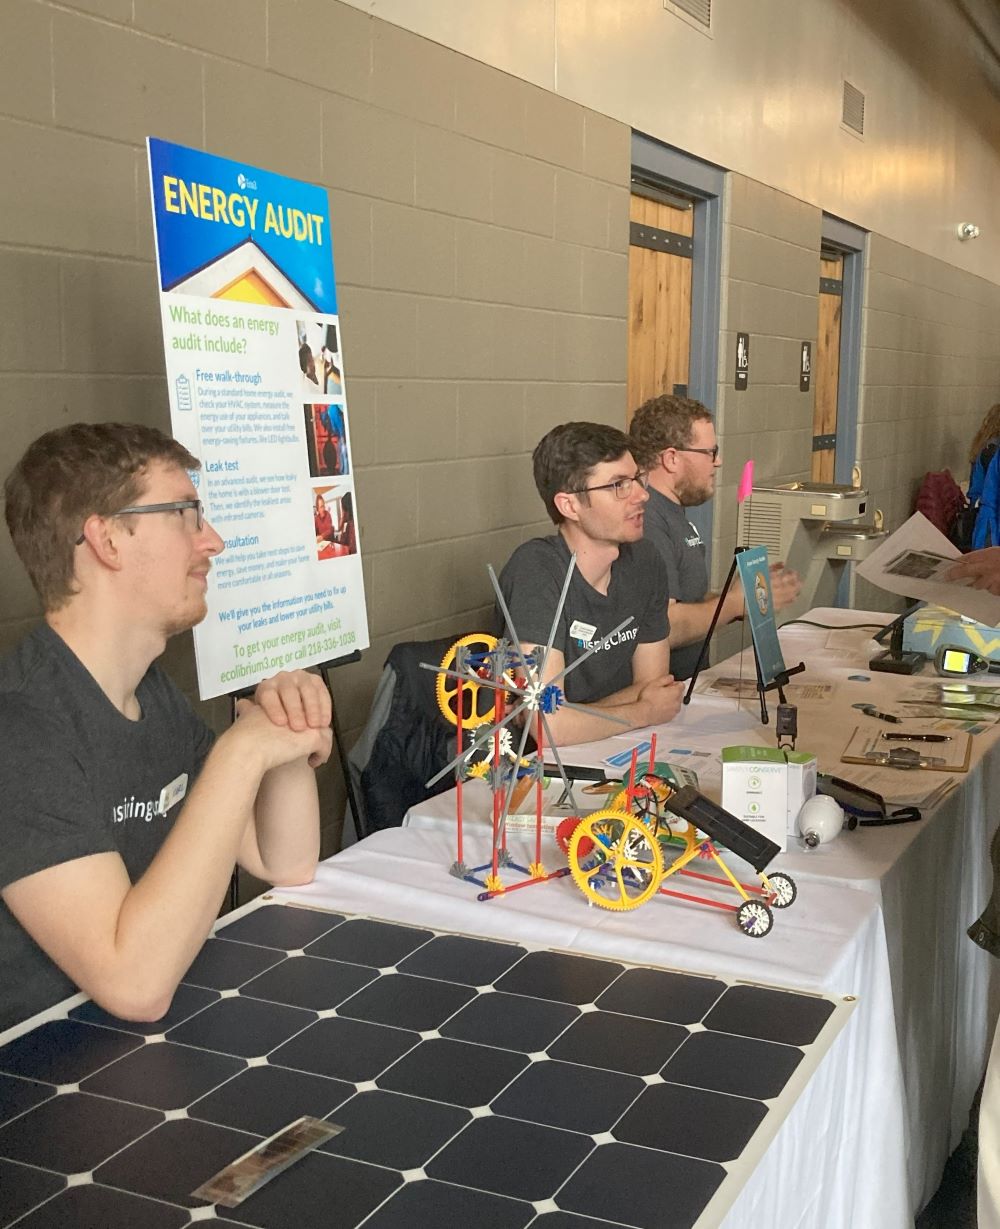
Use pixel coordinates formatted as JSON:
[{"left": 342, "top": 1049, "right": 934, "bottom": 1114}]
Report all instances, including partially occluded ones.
[
  {"left": 685, "top": 521, "right": 703, "bottom": 548},
  {"left": 111, "top": 773, "right": 187, "bottom": 826},
  {"left": 111, "top": 795, "right": 162, "bottom": 824},
  {"left": 575, "top": 625, "right": 639, "bottom": 653}
]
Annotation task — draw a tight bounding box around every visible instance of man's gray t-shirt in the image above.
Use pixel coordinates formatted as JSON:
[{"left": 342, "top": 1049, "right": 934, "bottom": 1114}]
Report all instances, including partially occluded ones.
[
  {"left": 0, "top": 624, "right": 215, "bottom": 1031},
  {"left": 642, "top": 486, "right": 709, "bottom": 680},
  {"left": 497, "top": 535, "right": 669, "bottom": 703}
]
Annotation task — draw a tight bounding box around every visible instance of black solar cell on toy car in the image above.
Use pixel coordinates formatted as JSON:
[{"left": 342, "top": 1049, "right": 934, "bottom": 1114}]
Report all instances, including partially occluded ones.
[{"left": 665, "top": 785, "right": 781, "bottom": 872}]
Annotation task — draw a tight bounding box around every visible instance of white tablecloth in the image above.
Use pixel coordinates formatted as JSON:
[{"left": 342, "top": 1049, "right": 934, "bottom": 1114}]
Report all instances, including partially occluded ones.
[{"left": 394, "top": 608, "right": 1000, "bottom": 1217}]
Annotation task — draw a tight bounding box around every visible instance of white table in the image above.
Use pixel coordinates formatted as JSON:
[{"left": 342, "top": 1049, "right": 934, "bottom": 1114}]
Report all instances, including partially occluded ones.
[
  {"left": 276, "top": 825, "right": 906, "bottom": 1229},
  {"left": 393, "top": 608, "right": 1000, "bottom": 1219}
]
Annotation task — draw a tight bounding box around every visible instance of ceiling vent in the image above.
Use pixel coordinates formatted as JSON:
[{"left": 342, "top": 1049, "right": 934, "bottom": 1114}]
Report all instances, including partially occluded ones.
[
  {"left": 665, "top": 0, "right": 711, "bottom": 30},
  {"left": 842, "top": 81, "right": 865, "bottom": 135}
]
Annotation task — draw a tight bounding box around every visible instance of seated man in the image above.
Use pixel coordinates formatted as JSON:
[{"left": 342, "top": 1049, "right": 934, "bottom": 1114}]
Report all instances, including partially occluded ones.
[
  {"left": 497, "top": 421, "right": 684, "bottom": 745},
  {"left": 0, "top": 423, "right": 332, "bottom": 1031},
  {"left": 628, "top": 394, "right": 801, "bottom": 680}
]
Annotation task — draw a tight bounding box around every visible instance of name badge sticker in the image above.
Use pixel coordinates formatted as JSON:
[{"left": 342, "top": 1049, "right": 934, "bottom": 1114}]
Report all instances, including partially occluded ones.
[
  {"left": 570, "top": 620, "right": 598, "bottom": 643},
  {"left": 158, "top": 773, "right": 189, "bottom": 816}
]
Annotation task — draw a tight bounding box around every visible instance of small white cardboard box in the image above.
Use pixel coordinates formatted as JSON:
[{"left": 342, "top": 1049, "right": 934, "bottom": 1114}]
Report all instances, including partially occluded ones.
[{"left": 721, "top": 747, "right": 817, "bottom": 853}]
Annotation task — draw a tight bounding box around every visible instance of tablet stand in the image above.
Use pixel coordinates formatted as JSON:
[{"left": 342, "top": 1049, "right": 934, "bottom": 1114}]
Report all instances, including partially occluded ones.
[{"left": 682, "top": 547, "right": 805, "bottom": 727}]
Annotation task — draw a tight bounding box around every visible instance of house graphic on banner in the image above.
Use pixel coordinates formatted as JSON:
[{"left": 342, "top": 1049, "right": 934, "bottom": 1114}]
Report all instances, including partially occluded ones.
[{"left": 167, "top": 237, "right": 319, "bottom": 310}]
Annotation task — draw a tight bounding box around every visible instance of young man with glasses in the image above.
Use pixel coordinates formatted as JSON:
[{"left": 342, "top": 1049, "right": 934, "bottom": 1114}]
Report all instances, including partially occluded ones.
[
  {"left": 629, "top": 394, "right": 801, "bottom": 680},
  {"left": 0, "top": 423, "right": 332, "bottom": 1031},
  {"left": 497, "top": 421, "right": 684, "bottom": 745}
]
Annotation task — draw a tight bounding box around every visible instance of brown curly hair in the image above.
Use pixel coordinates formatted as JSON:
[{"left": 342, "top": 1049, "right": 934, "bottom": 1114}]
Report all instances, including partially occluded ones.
[{"left": 628, "top": 394, "right": 713, "bottom": 469}]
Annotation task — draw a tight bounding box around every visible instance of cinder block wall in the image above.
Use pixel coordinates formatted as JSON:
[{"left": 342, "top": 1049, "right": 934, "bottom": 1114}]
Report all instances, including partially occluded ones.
[
  {"left": 0, "top": 0, "right": 630, "bottom": 856},
  {"left": 854, "top": 236, "right": 1000, "bottom": 611},
  {"left": 714, "top": 176, "right": 822, "bottom": 553},
  {"left": 706, "top": 175, "right": 1000, "bottom": 634},
  {"left": 707, "top": 176, "right": 822, "bottom": 659}
]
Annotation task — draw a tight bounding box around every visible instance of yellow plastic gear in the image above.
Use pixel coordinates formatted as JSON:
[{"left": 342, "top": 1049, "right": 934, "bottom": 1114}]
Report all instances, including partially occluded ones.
[
  {"left": 484, "top": 873, "right": 505, "bottom": 894},
  {"left": 436, "top": 634, "right": 499, "bottom": 729},
  {"left": 466, "top": 761, "right": 490, "bottom": 779},
  {"left": 529, "top": 861, "right": 546, "bottom": 879},
  {"left": 568, "top": 808, "right": 664, "bottom": 911}
]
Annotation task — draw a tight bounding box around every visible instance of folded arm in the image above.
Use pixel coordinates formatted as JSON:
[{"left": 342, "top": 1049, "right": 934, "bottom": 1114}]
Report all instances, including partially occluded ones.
[
  {"left": 2, "top": 672, "right": 331, "bottom": 1023},
  {"left": 524, "top": 638, "right": 683, "bottom": 746},
  {"left": 237, "top": 671, "right": 330, "bottom": 885}
]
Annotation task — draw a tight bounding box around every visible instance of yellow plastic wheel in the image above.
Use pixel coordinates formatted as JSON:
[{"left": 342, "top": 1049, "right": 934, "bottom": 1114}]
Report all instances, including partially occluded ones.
[
  {"left": 568, "top": 808, "right": 664, "bottom": 912},
  {"left": 436, "top": 634, "right": 499, "bottom": 729}
]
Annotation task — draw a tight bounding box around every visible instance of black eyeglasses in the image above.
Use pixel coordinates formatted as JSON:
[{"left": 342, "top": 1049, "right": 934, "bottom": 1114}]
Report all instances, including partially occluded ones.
[
  {"left": 570, "top": 472, "right": 650, "bottom": 500},
  {"left": 75, "top": 499, "right": 205, "bottom": 545},
  {"left": 673, "top": 446, "right": 720, "bottom": 462}
]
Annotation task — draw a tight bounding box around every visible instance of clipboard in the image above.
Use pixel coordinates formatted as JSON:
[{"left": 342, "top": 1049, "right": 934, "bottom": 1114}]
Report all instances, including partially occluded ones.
[{"left": 841, "top": 726, "right": 972, "bottom": 773}]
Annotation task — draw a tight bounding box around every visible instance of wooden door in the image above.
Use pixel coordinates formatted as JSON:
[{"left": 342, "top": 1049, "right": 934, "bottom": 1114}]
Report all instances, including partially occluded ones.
[
  {"left": 626, "top": 192, "right": 694, "bottom": 420},
  {"left": 812, "top": 252, "right": 843, "bottom": 482}
]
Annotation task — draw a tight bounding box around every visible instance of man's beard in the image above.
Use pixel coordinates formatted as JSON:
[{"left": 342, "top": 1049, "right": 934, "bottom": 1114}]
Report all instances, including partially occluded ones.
[
  {"left": 162, "top": 595, "right": 208, "bottom": 639},
  {"left": 673, "top": 473, "right": 714, "bottom": 507}
]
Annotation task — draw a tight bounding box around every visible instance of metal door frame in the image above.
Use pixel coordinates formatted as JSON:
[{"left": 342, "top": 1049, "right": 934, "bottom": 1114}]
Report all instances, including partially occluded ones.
[
  {"left": 630, "top": 132, "right": 725, "bottom": 566},
  {"left": 820, "top": 214, "right": 867, "bottom": 487},
  {"left": 821, "top": 214, "right": 867, "bottom": 606}
]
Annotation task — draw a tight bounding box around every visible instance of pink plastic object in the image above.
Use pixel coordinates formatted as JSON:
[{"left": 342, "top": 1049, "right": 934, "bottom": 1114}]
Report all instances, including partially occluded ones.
[{"left": 737, "top": 460, "right": 754, "bottom": 504}]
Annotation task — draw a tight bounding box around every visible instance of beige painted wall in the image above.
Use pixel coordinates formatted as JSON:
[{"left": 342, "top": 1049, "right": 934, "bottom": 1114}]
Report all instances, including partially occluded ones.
[{"left": 344, "top": 0, "right": 1000, "bottom": 282}]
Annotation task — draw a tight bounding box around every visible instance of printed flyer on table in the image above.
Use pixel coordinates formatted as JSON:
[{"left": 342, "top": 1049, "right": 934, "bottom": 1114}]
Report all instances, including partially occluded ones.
[{"left": 148, "top": 137, "right": 368, "bottom": 699}]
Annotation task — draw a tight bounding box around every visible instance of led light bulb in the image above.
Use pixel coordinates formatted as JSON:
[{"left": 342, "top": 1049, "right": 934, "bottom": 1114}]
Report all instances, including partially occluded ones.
[{"left": 797, "top": 795, "right": 846, "bottom": 848}]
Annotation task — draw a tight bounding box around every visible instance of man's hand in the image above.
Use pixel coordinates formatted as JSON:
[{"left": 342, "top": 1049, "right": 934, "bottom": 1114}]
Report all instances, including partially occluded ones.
[
  {"left": 253, "top": 670, "right": 332, "bottom": 731},
  {"left": 229, "top": 671, "right": 333, "bottom": 772},
  {"left": 636, "top": 675, "right": 685, "bottom": 726},
  {"left": 769, "top": 562, "right": 802, "bottom": 611},
  {"left": 946, "top": 548, "right": 1000, "bottom": 595}
]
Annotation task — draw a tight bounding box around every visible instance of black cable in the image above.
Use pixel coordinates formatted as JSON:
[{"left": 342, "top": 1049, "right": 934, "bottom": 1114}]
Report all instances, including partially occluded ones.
[{"left": 781, "top": 619, "right": 885, "bottom": 631}]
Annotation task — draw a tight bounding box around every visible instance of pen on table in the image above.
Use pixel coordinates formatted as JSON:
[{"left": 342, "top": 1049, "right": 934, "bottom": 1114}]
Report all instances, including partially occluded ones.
[
  {"left": 881, "top": 733, "right": 951, "bottom": 743},
  {"left": 859, "top": 704, "right": 901, "bottom": 723}
]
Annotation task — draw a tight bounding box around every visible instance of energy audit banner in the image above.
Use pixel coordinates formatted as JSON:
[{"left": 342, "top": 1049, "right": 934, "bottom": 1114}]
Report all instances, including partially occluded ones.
[{"left": 147, "top": 137, "right": 368, "bottom": 699}]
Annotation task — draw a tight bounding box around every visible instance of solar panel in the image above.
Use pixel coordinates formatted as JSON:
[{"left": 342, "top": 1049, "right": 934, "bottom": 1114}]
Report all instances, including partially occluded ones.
[{"left": 0, "top": 903, "right": 853, "bottom": 1228}]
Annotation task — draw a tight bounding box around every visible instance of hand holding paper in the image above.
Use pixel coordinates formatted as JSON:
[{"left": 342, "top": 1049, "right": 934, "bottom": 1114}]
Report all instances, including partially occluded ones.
[
  {"left": 945, "top": 547, "right": 1000, "bottom": 596},
  {"left": 856, "top": 512, "right": 1000, "bottom": 626}
]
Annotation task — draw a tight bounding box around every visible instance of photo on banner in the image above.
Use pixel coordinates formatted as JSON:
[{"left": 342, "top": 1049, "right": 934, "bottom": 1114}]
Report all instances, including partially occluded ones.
[{"left": 147, "top": 137, "right": 369, "bottom": 699}]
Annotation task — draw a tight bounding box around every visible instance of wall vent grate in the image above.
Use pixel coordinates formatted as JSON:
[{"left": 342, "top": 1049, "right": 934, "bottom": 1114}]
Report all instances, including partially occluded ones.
[
  {"left": 666, "top": 0, "right": 711, "bottom": 29},
  {"left": 740, "top": 506, "right": 784, "bottom": 557},
  {"left": 842, "top": 81, "right": 865, "bottom": 135}
]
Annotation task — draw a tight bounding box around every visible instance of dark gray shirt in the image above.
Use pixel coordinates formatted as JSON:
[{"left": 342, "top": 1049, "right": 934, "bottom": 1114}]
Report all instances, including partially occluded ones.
[
  {"left": 497, "top": 534, "right": 669, "bottom": 703},
  {"left": 642, "top": 486, "right": 709, "bottom": 680},
  {"left": 0, "top": 624, "right": 214, "bottom": 1031}
]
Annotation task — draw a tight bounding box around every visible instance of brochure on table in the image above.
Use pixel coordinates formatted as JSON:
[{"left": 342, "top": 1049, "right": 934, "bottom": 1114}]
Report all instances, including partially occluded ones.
[{"left": 147, "top": 137, "right": 368, "bottom": 700}]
